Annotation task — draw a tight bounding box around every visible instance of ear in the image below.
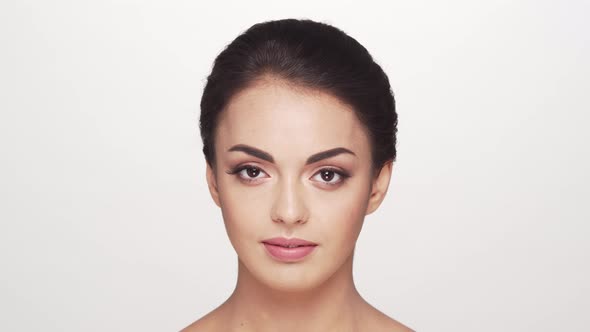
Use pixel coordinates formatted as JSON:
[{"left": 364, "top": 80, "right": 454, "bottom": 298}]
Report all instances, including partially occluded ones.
[
  {"left": 206, "top": 163, "right": 221, "bottom": 208},
  {"left": 365, "top": 161, "right": 393, "bottom": 215}
]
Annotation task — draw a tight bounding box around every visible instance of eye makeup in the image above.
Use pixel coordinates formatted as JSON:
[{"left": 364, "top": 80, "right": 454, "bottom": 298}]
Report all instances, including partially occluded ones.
[{"left": 225, "top": 164, "right": 351, "bottom": 187}]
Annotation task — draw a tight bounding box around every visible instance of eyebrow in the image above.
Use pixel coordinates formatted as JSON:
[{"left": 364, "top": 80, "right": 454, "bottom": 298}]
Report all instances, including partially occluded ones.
[{"left": 227, "top": 144, "right": 356, "bottom": 165}]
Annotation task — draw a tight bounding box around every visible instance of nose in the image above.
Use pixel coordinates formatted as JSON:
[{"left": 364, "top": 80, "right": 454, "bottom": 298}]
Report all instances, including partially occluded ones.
[{"left": 270, "top": 176, "right": 309, "bottom": 225}]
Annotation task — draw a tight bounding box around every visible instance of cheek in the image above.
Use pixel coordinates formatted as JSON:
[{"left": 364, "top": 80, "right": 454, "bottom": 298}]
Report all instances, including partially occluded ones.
[
  {"left": 311, "top": 180, "right": 371, "bottom": 239},
  {"left": 217, "top": 180, "right": 270, "bottom": 243}
]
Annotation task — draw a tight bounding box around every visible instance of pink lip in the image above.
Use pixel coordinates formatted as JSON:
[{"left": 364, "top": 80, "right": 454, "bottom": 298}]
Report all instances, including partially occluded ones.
[
  {"left": 261, "top": 237, "right": 318, "bottom": 262},
  {"left": 262, "top": 237, "right": 318, "bottom": 247}
]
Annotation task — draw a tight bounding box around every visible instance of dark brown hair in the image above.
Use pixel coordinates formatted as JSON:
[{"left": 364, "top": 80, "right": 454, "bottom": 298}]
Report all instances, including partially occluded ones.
[{"left": 200, "top": 18, "right": 397, "bottom": 173}]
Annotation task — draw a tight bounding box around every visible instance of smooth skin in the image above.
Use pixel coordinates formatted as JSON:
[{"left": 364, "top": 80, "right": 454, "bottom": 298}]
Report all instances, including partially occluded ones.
[{"left": 183, "top": 76, "right": 413, "bottom": 332}]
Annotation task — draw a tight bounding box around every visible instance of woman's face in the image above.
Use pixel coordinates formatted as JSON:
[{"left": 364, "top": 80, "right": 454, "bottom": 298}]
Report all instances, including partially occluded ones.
[{"left": 206, "top": 78, "right": 392, "bottom": 292}]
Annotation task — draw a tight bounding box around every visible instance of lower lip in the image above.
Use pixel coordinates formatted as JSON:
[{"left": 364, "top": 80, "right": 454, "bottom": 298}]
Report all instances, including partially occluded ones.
[{"left": 262, "top": 243, "right": 317, "bottom": 262}]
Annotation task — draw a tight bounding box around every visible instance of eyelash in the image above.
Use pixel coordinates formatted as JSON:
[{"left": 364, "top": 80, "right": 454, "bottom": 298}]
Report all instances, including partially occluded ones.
[{"left": 225, "top": 165, "right": 351, "bottom": 187}]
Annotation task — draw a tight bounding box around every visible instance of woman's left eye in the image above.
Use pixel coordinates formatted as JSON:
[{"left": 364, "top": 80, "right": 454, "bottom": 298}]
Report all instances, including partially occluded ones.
[{"left": 310, "top": 169, "right": 349, "bottom": 186}]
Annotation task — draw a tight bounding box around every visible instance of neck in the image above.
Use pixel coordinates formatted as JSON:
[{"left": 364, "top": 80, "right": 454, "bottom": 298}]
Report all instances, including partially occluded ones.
[{"left": 222, "top": 250, "right": 367, "bottom": 332}]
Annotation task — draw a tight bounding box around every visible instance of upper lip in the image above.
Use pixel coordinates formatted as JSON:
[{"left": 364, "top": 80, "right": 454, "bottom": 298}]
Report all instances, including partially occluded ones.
[{"left": 262, "top": 237, "right": 318, "bottom": 247}]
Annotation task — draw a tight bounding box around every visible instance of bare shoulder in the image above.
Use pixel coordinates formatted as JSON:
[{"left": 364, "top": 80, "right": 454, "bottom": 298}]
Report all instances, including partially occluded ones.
[
  {"left": 372, "top": 315, "right": 414, "bottom": 332},
  {"left": 180, "top": 318, "right": 213, "bottom": 332},
  {"left": 362, "top": 305, "right": 415, "bottom": 332},
  {"left": 179, "top": 307, "right": 224, "bottom": 332},
  {"left": 179, "top": 315, "right": 214, "bottom": 332}
]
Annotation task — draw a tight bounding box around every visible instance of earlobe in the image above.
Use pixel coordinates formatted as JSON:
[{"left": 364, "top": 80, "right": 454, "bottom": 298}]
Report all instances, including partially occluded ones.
[
  {"left": 365, "top": 161, "right": 393, "bottom": 215},
  {"left": 206, "top": 163, "right": 221, "bottom": 208}
]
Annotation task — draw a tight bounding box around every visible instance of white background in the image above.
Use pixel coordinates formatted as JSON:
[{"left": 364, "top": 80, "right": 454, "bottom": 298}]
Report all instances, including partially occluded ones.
[{"left": 1, "top": 1, "right": 589, "bottom": 331}]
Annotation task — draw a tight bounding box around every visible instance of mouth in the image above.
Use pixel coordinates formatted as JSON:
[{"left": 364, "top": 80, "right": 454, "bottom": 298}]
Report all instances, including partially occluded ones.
[
  {"left": 261, "top": 237, "right": 318, "bottom": 262},
  {"left": 262, "top": 243, "right": 317, "bottom": 262},
  {"left": 261, "top": 237, "right": 318, "bottom": 247},
  {"left": 263, "top": 243, "right": 315, "bottom": 248}
]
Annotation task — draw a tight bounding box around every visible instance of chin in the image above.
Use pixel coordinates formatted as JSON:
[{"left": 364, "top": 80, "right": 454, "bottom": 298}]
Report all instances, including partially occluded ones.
[
  {"left": 247, "top": 257, "right": 341, "bottom": 294},
  {"left": 257, "top": 271, "right": 329, "bottom": 293}
]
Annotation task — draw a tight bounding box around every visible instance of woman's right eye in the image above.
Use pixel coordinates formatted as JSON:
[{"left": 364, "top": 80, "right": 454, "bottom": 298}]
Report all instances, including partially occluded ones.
[{"left": 227, "top": 165, "right": 269, "bottom": 183}]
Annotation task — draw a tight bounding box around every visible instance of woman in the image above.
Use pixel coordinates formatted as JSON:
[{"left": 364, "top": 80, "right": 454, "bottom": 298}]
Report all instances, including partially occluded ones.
[{"left": 183, "top": 18, "right": 413, "bottom": 331}]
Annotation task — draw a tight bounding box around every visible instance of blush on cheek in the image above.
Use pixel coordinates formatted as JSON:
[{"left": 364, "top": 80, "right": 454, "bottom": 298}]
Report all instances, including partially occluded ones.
[
  {"left": 323, "top": 193, "right": 367, "bottom": 228},
  {"left": 329, "top": 181, "right": 371, "bottom": 215},
  {"left": 220, "top": 193, "right": 267, "bottom": 235},
  {"left": 341, "top": 192, "right": 371, "bottom": 233}
]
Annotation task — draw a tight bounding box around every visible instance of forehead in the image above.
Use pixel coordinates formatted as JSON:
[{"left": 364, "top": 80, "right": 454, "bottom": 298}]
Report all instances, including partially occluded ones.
[{"left": 215, "top": 79, "right": 371, "bottom": 162}]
